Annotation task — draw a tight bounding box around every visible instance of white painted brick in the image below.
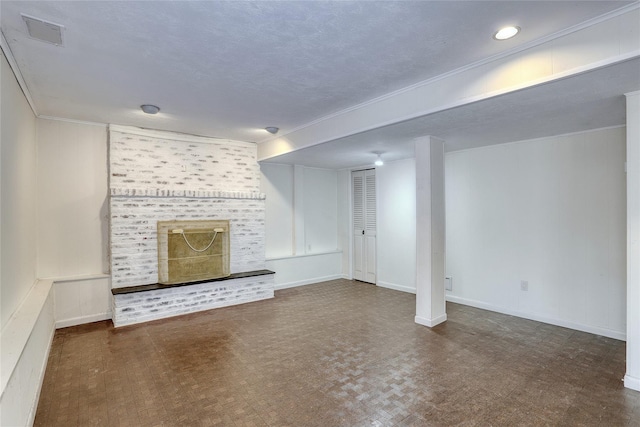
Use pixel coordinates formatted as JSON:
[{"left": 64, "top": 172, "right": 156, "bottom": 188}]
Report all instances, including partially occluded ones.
[
  {"left": 110, "top": 196, "right": 266, "bottom": 287},
  {"left": 109, "top": 128, "right": 271, "bottom": 325},
  {"left": 112, "top": 275, "right": 275, "bottom": 327},
  {"left": 109, "top": 131, "right": 261, "bottom": 193}
]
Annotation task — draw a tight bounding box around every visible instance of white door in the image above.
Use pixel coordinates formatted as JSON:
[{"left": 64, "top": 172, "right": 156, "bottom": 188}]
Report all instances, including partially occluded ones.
[{"left": 353, "top": 169, "right": 376, "bottom": 283}]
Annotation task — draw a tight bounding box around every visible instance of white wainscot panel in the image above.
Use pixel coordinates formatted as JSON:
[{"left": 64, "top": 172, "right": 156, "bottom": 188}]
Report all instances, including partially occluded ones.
[
  {"left": 267, "top": 251, "right": 344, "bottom": 290},
  {"left": 0, "top": 281, "right": 55, "bottom": 427},
  {"left": 53, "top": 276, "right": 112, "bottom": 328}
]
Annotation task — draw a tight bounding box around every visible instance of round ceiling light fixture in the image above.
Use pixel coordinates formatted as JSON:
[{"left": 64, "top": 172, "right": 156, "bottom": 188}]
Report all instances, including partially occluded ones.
[
  {"left": 493, "top": 26, "right": 520, "bottom": 40},
  {"left": 265, "top": 127, "right": 279, "bottom": 134},
  {"left": 140, "top": 104, "right": 160, "bottom": 114},
  {"left": 373, "top": 152, "right": 384, "bottom": 166}
]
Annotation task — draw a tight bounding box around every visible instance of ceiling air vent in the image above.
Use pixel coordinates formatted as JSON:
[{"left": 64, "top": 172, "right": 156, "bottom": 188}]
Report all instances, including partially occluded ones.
[{"left": 21, "top": 14, "right": 64, "bottom": 46}]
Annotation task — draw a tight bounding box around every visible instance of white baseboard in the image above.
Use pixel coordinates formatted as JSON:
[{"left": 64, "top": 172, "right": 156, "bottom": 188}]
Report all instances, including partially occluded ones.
[
  {"left": 377, "top": 281, "right": 416, "bottom": 294},
  {"left": 415, "top": 314, "right": 447, "bottom": 327},
  {"left": 27, "top": 321, "right": 55, "bottom": 427},
  {"left": 624, "top": 374, "right": 640, "bottom": 391},
  {"left": 446, "top": 294, "right": 626, "bottom": 341},
  {"left": 274, "top": 274, "right": 344, "bottom": 290},
  {"left": 55, "top": 312, "right": 112, "bottom": 329}
]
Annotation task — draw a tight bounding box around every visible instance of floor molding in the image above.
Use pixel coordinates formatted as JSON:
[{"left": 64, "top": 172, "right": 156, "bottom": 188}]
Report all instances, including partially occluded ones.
[
  {"left": 414, "top": 314, "right": 447, "bottom": 327},
  {"left": 377, "top": 281, "right": 416, "bottom": 294},
  {"left": 624, "top": 374, "right": 640, "bottom": 391},
  {"left": 446, "top": 294, "right": 626, "bottom": 341},
  {"left": 274, "top": 274, "right": 344, "bottom": 290},
  {"left": 55, "top": 312, "right": 112, "bottom": 329}
]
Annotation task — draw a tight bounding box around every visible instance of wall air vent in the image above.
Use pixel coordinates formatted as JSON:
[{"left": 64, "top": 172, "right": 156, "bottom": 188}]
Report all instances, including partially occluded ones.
[{"left": 21, "top": 14, "right": 64, "bottom": 46}]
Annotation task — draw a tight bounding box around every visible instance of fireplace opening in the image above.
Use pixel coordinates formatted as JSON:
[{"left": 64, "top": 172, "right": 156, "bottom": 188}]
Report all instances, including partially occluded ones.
[{"left": 157, "top": 219, "right": 230, "bottom": 285}]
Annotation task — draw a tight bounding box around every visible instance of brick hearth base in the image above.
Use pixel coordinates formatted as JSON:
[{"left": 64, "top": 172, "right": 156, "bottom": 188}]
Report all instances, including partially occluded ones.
[{"left": 111, "top": 270, "right": 274, "bottom": 327}]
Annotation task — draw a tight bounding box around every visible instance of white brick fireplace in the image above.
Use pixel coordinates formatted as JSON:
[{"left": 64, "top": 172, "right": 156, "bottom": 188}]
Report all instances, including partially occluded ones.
[{"left": 108, "top": 125, "right": 274, "bottom": 327}]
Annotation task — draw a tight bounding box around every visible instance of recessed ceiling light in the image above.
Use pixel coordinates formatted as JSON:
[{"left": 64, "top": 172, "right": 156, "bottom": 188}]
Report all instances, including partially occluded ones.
[
  {"left": 265, "top": 127, "right": 279, "bottom": 134},
  {"left": 141, "top": 104, "right": 160, "bottom": 114},
  {"left": 493, "top": 26, "right": 520, "bottom": 40}
]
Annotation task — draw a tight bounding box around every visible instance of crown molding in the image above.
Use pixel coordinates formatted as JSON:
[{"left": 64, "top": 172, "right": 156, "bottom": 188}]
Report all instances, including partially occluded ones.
[
  {"left": 1, "top": 30, "right": 38, "bottom": 116},
  {"left": 38, "top": 115, "right": 107, "bottom": 127},
  {"left": 108, "top": 124, "right": 255, "bottom": 147}
]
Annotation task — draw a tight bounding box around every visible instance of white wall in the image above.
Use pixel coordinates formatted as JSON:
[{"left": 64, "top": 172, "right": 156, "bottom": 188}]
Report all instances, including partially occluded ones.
[
  {"left": 35, "top": 118, "right": 112, "bottom": 328},
  {"left": 1, "top": 51, "right": 38, "bottom": 328},
  {"left": 445, "top": 127, "right": 627, "bottom": 339},
  {"left": 36, "top": 119, "right": 108, "bottom": 277},
  {"left": 261, "top": 163, "right": 343, "bottom": 288},
  {"left": 1, "top": 49, "right": 55, "bottom": 427},
  {"left": 260, "top": 163, "right": 294, "bottom": 258},
  {"left": 261, "top": 163, "right": 339, "bottom": 257},
  {"left": 337, "top": 169, "right": 351, "bottom": 277},
  {"left": 303, "top": 167, "right": 338, "bottom": 253},
  {"left": 376, "top": 159, "right": 417, "bottom": 293},
  {"left": 625, "top": 91, "right": 640, "bottom": 390}
]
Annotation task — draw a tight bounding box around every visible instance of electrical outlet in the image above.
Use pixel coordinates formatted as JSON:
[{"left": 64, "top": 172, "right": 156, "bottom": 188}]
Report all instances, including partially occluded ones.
[{"left": 520, "top": 280, "right": 529, "bottom": 291}]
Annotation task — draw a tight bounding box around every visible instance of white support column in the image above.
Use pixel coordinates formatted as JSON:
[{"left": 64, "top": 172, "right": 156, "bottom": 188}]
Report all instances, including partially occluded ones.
[
  {"left": 625, "top": 91, "right": 640, "bottom": 392},
  {"left": 414, "top": 136, "right": 447, "bottom": 327},
  {"left": 293, "top": 165, "right": 306, "bottom": 256}
]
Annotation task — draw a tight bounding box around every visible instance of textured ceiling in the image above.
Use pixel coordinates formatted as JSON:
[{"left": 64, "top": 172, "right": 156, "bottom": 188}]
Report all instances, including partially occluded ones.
[
  {"left": 1, "top": 0, "right": 635, "bottom": 147},
  {"left": 264, "top": 58, "right": 640, "bottom": 169}
]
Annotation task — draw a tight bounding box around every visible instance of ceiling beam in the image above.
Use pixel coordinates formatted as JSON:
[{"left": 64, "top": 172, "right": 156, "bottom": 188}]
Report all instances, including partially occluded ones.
[{"left": 258, "top": 6, "right": 640, "bottom": 162}]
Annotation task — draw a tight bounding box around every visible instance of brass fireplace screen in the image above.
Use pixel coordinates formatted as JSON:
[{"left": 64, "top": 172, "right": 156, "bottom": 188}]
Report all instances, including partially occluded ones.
[{"left": 157, "top": 220, "right": 230, "bottom": 285}]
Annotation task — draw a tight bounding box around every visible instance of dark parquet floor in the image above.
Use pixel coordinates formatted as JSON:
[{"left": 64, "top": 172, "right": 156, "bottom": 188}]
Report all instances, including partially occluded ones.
[{"left": 34, "top": 279, "right": 639, "bottom": 426}]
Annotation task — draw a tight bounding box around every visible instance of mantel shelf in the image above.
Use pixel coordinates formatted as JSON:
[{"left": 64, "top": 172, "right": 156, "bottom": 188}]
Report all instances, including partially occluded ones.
[
  {"left": 111, "top": 270, "right": 275, "bottom": 295},
  {"left": 110, "top": 188, "right": 266, "bottom": 200}
]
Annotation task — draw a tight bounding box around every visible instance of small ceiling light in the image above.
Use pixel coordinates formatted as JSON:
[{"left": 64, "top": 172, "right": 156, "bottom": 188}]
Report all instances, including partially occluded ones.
[
  {"left": 141, "top": 104, "right": 160, "bottom": 114},
  {"left": 374, "top": 153, "right": 384, "bottom": 166},
  {"left": 265, "top": 127, "right": 279, "bottom": 134},
  {"left": 493, "top": 26, "right": 520, "bottom": 40}
]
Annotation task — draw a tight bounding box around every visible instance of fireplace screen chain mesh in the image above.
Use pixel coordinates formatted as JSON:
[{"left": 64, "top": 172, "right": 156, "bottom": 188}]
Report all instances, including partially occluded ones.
[
  {"left": 176, "top": 228, "right": 223, "bottom": 253},
  {"left": 158, "top": 220, "right": 230, "bottom": 285}
]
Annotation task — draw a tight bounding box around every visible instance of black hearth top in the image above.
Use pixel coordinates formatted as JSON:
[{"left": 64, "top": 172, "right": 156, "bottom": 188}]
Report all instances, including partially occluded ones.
[{"left": 111, "top": 269, "right": 275, "bottom": 295}]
